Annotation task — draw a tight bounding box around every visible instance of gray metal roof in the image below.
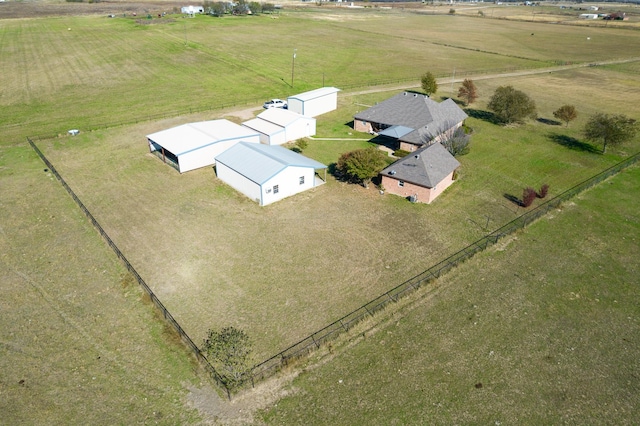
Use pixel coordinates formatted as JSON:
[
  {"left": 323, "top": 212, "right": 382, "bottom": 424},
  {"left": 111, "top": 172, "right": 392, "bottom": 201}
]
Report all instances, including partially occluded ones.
[
  {"left": 380, "top": 143, "right": 460, "bottom": 188},
  {"left": 354, "top": 93, "right": 468, "bottom": 145},
  {"left": 215, "top": 142, "right": 326, "bottom": 185},
  {"left": 288, "top": 87, "right": 340, "bottom": 102},
  {"left": 379, "top": 125, "right": 414, "bottom": 139}
]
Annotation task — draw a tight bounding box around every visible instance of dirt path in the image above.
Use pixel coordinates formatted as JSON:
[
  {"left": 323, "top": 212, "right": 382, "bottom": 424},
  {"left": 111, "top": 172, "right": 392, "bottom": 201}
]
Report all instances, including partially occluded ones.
[{"left": 349, "top": 57, "right": 640, "bottom": 96}]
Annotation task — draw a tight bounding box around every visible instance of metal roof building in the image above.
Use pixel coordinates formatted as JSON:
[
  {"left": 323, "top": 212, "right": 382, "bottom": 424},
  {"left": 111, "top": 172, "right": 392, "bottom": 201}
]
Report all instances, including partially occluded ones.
[
  {"left": 242, "top": 108, "right": 316, "bottom": 145},
  {"left": 146, "top": 119, "right": 260, "bottom": 173},
  {"left": 287, "top": 87, "right": 340, "bottom": 117},
  {"left": 215, "top": 142, "right": 327, "bottom": 206}
]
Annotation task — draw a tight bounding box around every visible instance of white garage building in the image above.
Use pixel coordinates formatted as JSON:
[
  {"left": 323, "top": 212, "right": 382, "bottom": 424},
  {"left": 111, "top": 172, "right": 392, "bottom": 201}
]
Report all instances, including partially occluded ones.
[
  {"left": 242, "top": 108, "right": 316, "bottom": 146},
  {"left": 287, "top": 87, "right": 340, "bottom": 117},
  {"left": 215, "top": 142, "right": 327, "bottom": 206},
  {"left": 146, "top": 119, "right": 260, "bottom": 173}
]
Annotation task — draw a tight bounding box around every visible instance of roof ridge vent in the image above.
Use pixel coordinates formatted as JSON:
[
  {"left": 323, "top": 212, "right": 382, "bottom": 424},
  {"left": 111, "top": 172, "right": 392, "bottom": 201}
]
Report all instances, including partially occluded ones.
[
  {"left": 403, "top": 92, "right": 407, "bottom": 96},
  {"left": 413, "top": 93, "right": 418, "bottom": 97},
  {"left": 415, "top": 154, "right": 420, "bottom": 159}
]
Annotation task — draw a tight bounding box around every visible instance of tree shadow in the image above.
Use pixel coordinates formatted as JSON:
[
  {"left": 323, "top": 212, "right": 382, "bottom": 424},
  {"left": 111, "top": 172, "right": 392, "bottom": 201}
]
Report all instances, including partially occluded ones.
[
  {"left": 504, "top": 193, "right": 523, "bottom": 207},
  {"left": 547, "top": 133, "right": 600, "bottom": 153},
  {"left": 465, "top": 108, "right": 501, "bottom": 125},
  {"left": 537, "top": 117, "right": 561, "bottom": 126}
]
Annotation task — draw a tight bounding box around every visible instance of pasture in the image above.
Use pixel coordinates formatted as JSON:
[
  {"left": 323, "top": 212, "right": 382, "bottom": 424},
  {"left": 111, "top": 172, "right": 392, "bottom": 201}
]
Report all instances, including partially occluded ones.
[
  {"left": 260, "top": 163, "right": 640, "bottom": 425},
  {"left": 34, "top": 45, "right": 640, "bottom": 361},
  {"left": 1, "top": 5, "right": 640, "bottom": 423}
]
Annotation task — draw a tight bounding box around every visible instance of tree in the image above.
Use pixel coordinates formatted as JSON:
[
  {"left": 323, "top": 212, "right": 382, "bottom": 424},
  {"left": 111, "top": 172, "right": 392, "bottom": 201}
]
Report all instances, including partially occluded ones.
[
  {"left": 583, "top": 113, "right": 638, "bottom": 153},
  {"left": 202, "top": 327, "right": 253, "bottom": 390},
  {"left": 553, "top": 105, "right": 577, "bottom": 127},
  {"left": 441, "top": 127, "right": 471, "bottom": 156},
  {"left": 457, "top": 79, "right": 478, "bottom": 106},
  {"left": 487, "top": 85, "right": 537, "bottom": 124},
  {"left": 421, "top": 72, "right": 438, "bottom": 96},
  {"left": 249, "top": 1, "right": 262, "bottom": 14},
  {"left": 206, "top": 1, "right": 227, "bottom": 16},
  {"left": 336, "top": 147, "right": 389, "bottom": 188}
]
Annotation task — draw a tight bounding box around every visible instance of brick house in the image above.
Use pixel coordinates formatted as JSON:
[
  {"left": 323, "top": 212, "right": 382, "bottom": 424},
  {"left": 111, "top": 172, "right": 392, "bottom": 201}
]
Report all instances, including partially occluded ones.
[
  {"left": 380, "top": 142, "right": 460, "bottom": 204},
  {"left": 353, "top": 92, "right": 468, "bottom": 152}
]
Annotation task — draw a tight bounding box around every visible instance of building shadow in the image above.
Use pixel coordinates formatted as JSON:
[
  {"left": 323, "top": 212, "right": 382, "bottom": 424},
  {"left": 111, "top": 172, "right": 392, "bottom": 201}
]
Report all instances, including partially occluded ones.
[{"left": 547, "top": 133, "right": 600, "bottom": 153}]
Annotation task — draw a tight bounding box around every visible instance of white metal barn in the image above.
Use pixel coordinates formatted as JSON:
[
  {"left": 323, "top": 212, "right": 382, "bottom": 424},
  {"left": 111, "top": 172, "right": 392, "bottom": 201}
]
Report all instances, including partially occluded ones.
[
  {"left": 287, "top": 87, "right": 340, "bottom": 117},
  {"left": 241, "top": 108, "right": 316, "bottom": 145},
  {"left": 215, "top": 142, "right": 327, "bottom": 206},
  {"left": 181, "top": 5, "right": 204, "bottom": 14},
  {"left": 146, "top": 119, "right": 260, "bottom": 173}
]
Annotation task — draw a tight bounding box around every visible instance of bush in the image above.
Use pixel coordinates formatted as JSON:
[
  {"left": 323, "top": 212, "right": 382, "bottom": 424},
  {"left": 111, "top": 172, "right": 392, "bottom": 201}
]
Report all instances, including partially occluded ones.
[
  {"left": 522, "top": 187, "right": 537, "bottom": 207},
  {"left": 296, "top": 139, "right": 308, "bottom": 150},
  {"left": 449, "top": 8, "right": 456, "bottom": 14},
  {"left": 537, "top": 184, "right": 549, "bottom": 199}
]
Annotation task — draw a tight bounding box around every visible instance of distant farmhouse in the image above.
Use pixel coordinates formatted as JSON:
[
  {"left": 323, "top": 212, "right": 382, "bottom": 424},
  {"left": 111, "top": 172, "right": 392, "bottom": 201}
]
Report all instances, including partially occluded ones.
[
  {"left": 380, "top": 143, "right": 460, "bottom": 204},
  {"left": 181, "top": 5, "right": 204, "bottom": 14},
  {"left": 353, "top": 92, "right": 468, "bottom": 152}
]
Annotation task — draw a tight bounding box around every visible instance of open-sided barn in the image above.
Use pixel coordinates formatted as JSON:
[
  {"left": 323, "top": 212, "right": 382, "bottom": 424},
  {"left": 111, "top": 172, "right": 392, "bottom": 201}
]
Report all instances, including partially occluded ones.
[
  {"left": 242, "top": 108, "right": 316, "bottom": 146},
  {"left": 146, "top": 119, "right": 260, "bottom": 173},
  {"left": 287, "top": 87, "right": 340, "bottom": 117},
  {"left": 215, "top": 142, "right": 327, "bottom": 206}
]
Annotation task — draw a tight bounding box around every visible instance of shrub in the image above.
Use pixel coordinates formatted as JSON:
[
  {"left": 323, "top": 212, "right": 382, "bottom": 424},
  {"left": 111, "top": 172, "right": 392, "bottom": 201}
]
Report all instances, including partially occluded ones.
[
  {"left": 393, "top": 149, "right": 411, "bottom": 158},
  {"left": 296, "top": 139, "right": 308, "bottom": 150},
  {"left": 537, "top": 184, "right": 549, "bottom": 199},
  {"left": 522, "top": 187, "right": 537, "bottom": 207},
  {"left": 449, "top": 8, "right": 456, "bottom": 14}
]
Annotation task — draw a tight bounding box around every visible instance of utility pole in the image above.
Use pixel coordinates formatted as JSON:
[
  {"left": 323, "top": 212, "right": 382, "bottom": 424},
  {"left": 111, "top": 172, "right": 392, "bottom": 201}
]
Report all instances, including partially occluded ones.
[{"left": 291, "top": 48, "right": 297, "bottom": 88}]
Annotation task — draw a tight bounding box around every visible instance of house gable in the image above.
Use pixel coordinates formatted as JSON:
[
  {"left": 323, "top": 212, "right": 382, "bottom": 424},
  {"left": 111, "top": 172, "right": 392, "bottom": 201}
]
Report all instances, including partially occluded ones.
[{"left": 353, "top": 92, "right": 468, "bottom": 147}]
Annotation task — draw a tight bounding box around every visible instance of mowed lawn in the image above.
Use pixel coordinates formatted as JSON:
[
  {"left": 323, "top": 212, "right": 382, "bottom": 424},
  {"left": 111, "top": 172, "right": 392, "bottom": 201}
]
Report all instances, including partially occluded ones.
[
  {"left": 37, "top": 63, "right": 640, "bottom": 360},
  {"left": 260, "top": 163, "right": 640, "bottom": 425}
]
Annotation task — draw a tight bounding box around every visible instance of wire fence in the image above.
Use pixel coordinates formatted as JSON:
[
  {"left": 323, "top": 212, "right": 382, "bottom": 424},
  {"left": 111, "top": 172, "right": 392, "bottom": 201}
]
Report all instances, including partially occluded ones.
[
  {"left": 26, "top": 136, "right": 232, "bottom": 400},
  {"left": 249, "top": 150, "right": 640, "bottom": 384},
  {"left": 27, "top": 132, "right": 640, "bottom": 395}
]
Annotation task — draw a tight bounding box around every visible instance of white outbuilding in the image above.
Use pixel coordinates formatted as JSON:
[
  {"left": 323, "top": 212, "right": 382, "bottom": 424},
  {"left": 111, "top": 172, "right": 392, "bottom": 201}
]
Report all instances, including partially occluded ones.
[
  {"left": 241, "top": 108, "right": 316, "bottom": 145},
  {"left": 287, "top": 87, "right": 340, "bottom": 117},
  {"left": 215, "top": 142, "right": 327, "bottom": 206},
  {"left": 146, "top": 119, "right": 260, "bottom": 173}
]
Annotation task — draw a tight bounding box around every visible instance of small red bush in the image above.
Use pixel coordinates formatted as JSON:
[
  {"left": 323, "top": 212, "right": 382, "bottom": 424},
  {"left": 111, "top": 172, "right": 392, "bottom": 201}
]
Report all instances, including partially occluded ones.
[
  {"left": 537, "top": 184, "right": 549, "bottom": 199},
  {"left": 522, "top": 187, "right": 537, "bottom": 207}
]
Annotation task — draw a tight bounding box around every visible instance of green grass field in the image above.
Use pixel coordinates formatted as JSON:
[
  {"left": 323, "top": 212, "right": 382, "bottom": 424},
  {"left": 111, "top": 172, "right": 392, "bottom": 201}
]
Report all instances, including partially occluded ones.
[
  {"left": 260, "top": 164, "right": 640, "bottom": 425},
  {"left": 1, "top": 5, "right": 640, "bottom": 423}
]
